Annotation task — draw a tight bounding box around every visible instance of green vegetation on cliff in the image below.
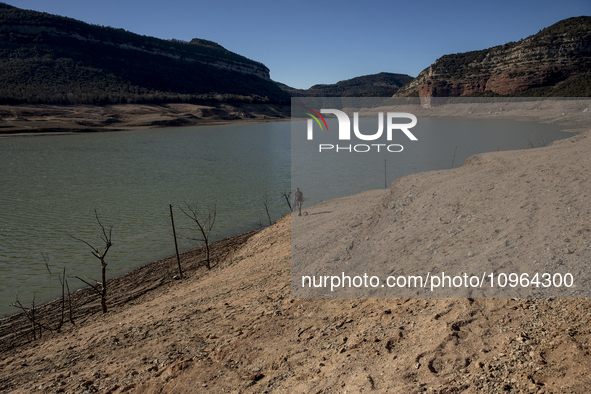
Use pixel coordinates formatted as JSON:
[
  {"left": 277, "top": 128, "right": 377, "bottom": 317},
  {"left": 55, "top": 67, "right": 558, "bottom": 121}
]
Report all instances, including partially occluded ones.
[
  {"left": 278, "top": 72, "right": 414, "bottom": 97},
  {"left": 397, "top": 16, "right": 591, "bottom": 97},
  {"left": 534, "top": 16, "right": 591, "bottom": 38},
  {"left": 0, "top": 3, "right": 289, "bottom": 104}
]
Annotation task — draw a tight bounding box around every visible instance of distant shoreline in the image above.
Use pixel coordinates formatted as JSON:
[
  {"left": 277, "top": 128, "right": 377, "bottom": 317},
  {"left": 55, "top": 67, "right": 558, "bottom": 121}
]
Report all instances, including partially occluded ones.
[
  {"left": 0, "top": 102, "right": 291, "bottom": 137},
  {"left": 2, "top": 99, "right": 590, "bottom": 138},
  {"left": 359, "top": 98, "right": 591, "bottom": 133}
]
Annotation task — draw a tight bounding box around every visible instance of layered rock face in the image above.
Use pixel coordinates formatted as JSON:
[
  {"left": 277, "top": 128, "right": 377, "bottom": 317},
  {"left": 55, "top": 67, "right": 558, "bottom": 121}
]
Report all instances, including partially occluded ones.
[
  {"left": 0, "top": 23, "right": 271, "bottom": 82},
  {"left": 397, "top": 16, "right": 591, "bottom": 97},
  {"left": 0, "top": 4, "right": 288, "bottom": 104},
  {"left": 187, "top": 38, "right": 270, "bottom": 81}
]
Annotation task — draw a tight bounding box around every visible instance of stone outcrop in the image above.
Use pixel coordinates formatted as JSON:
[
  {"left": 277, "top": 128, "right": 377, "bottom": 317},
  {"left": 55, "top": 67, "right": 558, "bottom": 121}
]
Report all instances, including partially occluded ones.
[{"left": 396, "top": 16, "right": 591, "bottom": 97}]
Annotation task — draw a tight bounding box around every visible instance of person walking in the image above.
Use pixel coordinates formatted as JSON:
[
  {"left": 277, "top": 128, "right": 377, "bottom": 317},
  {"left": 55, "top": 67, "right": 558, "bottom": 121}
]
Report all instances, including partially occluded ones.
[{"left": 293, "top": 188, "right": 304, "bottom": 216}]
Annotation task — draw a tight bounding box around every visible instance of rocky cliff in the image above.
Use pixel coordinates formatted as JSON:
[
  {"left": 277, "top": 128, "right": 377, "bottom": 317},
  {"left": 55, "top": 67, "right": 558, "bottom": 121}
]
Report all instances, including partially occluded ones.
[
  {"left": 396, "top": 16, "right": 591, "bottom": 97},
  {"left": 0, "top": 3, "right": 288, "bottom": 104},
  {"left": 187, "top": 38, "right": 271, "bottom": 81}
]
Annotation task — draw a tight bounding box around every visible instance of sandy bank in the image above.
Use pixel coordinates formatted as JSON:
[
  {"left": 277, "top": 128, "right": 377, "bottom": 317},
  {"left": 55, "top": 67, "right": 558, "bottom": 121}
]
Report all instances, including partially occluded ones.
[
  {"left": 1, "top": 129, "right": 591, "bottom": 393},
  {"left": 0, "top": 229, "right": 260, "bottom": 352},
  {"left": 0, "top": 102, "right": 290, "bottom": 136},
  {"left": 293, "top": 130, "right": 591, "bottom": 298},
  {"left": 354, "top": 98, "right": 591, "bottom": 133}
]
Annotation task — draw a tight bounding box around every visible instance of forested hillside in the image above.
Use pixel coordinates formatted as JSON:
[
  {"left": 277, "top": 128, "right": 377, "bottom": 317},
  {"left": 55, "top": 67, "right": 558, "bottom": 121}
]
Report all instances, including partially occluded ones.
[{"left": 0, "top": 3, "right": 289, "bottom": 104}]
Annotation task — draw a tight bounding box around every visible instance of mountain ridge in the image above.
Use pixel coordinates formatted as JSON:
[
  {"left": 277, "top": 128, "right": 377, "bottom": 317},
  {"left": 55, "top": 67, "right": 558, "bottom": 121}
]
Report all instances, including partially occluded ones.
[
  {"left": 395, "top": 16, "right": 591, "bottom": 98},
  {"left": 276, "top": 72, "right": 414, "bottom": 97},
  {"left": 1, "top": 4, "right": 589, "bottom": 107},
  {"left": 0, "top": 3, "right": 289, "bottom": 104}
]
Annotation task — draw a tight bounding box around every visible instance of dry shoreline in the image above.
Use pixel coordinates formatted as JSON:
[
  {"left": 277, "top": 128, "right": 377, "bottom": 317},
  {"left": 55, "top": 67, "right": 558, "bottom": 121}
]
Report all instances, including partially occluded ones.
[
  {"left": 359, "top": 98, "right": 591, "bottom": 133},
  {"left": 1, "top": 99, "right": 589, "bottom": 138},
  {"left": 0, "top": 102, "right": 291, "bottom": 137},
  {"left": 1, "top": 102, "right": 591, "bottom": 393},
  {"left": 0, "top": 228, "right": 261, "bottom": 352}
]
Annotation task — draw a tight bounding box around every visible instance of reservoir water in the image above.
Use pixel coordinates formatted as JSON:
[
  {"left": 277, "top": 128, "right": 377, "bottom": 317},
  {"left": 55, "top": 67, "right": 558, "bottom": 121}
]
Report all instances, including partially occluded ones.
[{"left": 0, "top": 118, "right": 569, "bottom": 317}]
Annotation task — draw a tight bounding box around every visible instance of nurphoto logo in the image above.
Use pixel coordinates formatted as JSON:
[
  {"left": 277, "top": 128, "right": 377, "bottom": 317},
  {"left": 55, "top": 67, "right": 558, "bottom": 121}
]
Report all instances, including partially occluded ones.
[{"left": 305, "top": 108, "right": 418, "bottom": 153}]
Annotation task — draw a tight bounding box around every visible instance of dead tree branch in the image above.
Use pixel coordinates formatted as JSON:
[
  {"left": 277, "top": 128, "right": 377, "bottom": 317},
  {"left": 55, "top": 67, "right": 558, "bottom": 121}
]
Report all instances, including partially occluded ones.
[
  {"left": 43, "top": 256, "right": 69, "bottom": 331},
  {"left": 281, "top": 190, "right": 292, "bottom": 211},
  {"left": 10, "top": 293, "right": 50, "bottom": 341},
  {"left": 263, "top": 190, "right": 272, "bottom": 226},
  {"left": 179, "top": 201, "right": 217, "bottom": 270},
  {"left": 69, "top": 209, "right": 114, "bottom": 313},
  {"left": 169, "top": 204, "right": 183, "bottom": 279}
]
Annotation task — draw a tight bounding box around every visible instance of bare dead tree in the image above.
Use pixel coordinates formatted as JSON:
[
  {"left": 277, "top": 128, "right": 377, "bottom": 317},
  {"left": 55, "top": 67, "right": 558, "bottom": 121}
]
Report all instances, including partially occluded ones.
[
  {"left": 281, "top": 190, "right": 292, "bottom": 212},
  {"left": 44, "top": 255, "right": 75, "bottom": 328},
  {"left": 179, "top": 201, "right": 217, "bottom": 270},
  {"left": 169, "top": 204, "right": 183, "bottom": 279},
  {"left": 44, "top": 258, "right": 65, "bottom": 330},
  {"left": 69, "top": 209, "right": 114, "bottom": 314},
  {"left": 541, "top": 136, "right": 548, "bottom": 147},
  {"left": 526, "top": 132, "right": 536, "bottom": 149},
  {"left": 262, "top": 190, "right": 272, "bottom": 226},
  {"left": 11, "top": 293, "right": 47, "bottom": 340},
  {"left": 65, "top": 277, "right": 75, "bottom": 324},
  {"left": 11, "top": 254, "right": 76, "bottom": 341},
  {"left": 526, "top": 133, "right": 549, "bottom": 149}
]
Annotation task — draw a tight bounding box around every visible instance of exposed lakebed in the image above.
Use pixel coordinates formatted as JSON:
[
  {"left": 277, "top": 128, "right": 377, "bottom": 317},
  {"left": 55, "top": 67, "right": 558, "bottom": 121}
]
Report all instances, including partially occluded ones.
[{"left": 0, "top": 118, "right": 569, "bottom": 316}]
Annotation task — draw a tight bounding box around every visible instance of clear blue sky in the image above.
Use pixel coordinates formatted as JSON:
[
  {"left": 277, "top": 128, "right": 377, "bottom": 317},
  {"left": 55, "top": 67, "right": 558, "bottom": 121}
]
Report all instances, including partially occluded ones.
[{"left": 5, "top": 0, "right": 591, "bottom": 89}]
